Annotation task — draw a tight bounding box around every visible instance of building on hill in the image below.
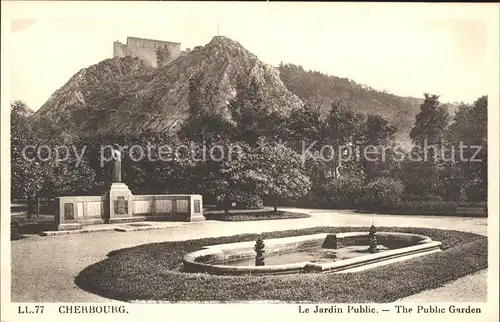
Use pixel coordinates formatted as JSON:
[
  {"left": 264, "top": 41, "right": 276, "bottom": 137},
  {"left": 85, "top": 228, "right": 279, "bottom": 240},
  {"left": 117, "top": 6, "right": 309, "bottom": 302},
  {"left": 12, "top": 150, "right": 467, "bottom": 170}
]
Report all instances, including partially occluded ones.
[{"left": 113, "top": 36, "right": 190, "bottom": 67}]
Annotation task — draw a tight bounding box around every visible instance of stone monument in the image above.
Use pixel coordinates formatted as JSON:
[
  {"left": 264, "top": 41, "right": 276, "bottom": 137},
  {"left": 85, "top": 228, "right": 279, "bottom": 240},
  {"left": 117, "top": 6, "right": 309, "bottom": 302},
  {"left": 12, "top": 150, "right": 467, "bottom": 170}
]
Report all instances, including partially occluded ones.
[
  {"left": 53, "top": 146, "right": 206, "bottom": 231},
  {"left": 103, "top": 148, "right": 134, "bottom": 223}
]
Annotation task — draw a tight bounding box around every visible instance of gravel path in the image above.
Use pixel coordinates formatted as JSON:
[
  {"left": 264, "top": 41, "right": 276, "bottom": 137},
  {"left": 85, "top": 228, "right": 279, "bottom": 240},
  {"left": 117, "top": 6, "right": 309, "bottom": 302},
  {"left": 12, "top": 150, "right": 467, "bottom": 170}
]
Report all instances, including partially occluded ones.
[
  {"left": 10, "top": 209, "right": 487, "bottom": 302},
  {"left": 398, "top": 269, "right": 488, "bottom": 302}
]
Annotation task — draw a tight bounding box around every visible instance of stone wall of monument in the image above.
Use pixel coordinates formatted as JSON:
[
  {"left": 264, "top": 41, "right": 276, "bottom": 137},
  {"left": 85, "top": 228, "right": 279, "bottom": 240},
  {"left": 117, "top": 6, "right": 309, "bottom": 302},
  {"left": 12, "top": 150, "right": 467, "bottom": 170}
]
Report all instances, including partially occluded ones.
[
  {"left": 54, "top": 194, "right": 204, "bottom": 231},
  {"left": 113, "top": 37, "right": 183, "bottom": 67}
]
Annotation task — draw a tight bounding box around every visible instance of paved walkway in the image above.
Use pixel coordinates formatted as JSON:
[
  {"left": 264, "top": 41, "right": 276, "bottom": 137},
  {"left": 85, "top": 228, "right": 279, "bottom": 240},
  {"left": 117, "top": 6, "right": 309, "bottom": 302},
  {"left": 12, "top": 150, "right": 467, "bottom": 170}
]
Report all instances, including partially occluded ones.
[
  {"left": 398, "top": 269, "right": 488, "bottom": 302},
  {"left": 10, "top": 209, "right": 488, "bottom": 302}
]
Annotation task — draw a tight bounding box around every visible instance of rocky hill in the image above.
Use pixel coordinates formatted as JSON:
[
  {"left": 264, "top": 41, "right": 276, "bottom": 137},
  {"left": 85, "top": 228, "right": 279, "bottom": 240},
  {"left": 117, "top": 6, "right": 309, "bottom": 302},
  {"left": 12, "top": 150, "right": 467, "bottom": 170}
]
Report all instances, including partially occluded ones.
[
  {"left": 34, "top": 36, "right": 444, "bottom": 145},
  {"left": 33, "top": 36, "right": 303, "bottom": 139}
]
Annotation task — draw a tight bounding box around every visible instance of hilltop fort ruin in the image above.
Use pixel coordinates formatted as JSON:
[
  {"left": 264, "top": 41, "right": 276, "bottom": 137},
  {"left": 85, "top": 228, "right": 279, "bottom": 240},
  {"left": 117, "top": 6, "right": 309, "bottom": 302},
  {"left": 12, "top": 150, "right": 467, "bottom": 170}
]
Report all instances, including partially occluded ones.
[{"left": 113, "top": 36, "right": 191, "bottom": 67}]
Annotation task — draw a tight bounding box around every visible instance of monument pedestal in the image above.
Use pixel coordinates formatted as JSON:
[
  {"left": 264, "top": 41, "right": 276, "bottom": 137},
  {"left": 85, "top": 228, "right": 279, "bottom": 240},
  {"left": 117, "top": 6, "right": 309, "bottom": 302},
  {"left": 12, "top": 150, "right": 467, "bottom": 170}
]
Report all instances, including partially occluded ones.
[
  {"left": 188, "top": 194, "right": 205, "bottom": 222},
  {"left": 104, "top": 182, "right": 135, "bottom": 223},
  {"left": 188, "top": 213, "right": 206, "bottom": 222}
]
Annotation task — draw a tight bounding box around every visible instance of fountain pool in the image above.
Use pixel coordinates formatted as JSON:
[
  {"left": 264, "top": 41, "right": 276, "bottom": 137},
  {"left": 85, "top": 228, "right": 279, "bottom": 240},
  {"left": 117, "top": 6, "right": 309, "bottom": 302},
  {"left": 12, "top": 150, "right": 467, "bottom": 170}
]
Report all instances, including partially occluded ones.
[{"left": 182, "top": 231, "right": 442, "bottom": 275}]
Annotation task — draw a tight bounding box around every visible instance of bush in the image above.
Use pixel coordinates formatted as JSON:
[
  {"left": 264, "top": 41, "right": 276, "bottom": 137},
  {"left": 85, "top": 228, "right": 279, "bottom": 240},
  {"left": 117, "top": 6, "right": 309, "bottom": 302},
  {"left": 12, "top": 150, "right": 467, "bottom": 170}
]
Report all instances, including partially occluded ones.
[
  {"left": 323, "top": 176, "right": 364, "bottom": 208},
  {"left": 466, "top": 182, "right": 487, "bottom": 203},
  {"left": 360, "top": 178, "right": 404, "bottom": 210},
  {"left": 278, "top": 192, "right": 319, "bottom": 208},
  {"left": 204, "top": 210, "right": 310, "bottom": 221},
  {"left": 401, "top": 193, "right": 443, "bottom": 202},
  {"left": 286, "top": 176, "right": 364, "bottom": 209},
  {"left": 359, "top": 199, "right": 487, "bottom": 217},
  {"left": 215, "top": 192, "right": 264, "bottom": 210},
  {"left": 236, "top": 194, "right": 264, "bottom": 209},
  {"left": 392, "top": 200, "right": 457, "bottom": 215},
  {"left": 455, "top": 201, "right": 487, "bottom": 208},
  {"left": 10, "top": 221, "right": 24, "bottom": 241}
]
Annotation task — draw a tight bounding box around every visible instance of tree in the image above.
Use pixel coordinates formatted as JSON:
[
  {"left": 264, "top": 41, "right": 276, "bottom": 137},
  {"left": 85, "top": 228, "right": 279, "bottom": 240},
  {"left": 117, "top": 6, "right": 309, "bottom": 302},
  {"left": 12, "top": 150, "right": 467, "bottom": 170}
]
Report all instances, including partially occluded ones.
[
  {"left": 446, "top": 95, "right": 487, "bottom": 201},
  {"left": 11, "top": 100, "right": 33, "bottom": 119},
  {"left": 43, "top": 151, "right": 98, "bottom": 197},
  {"left": 196, "top": 138, "right": 311, "bottom": 213},
  {"left": 129, "top": 133, "right": 198, "bottom": 194},
  {"left": 283, "top": 103, "right": 368, "bottom": 206},
  {"left": 11, "top": 101, "right": 45, "bottom": 205},
  {"left": 323, "top": 102, "right": 365, "bottom": 179},
  {"left": 11, "top": 101, "right": 99, "bottom": 216},
  {"left": 403, "top": 94, "right": 452, "bottom": 199},
  {"left": 199, "top": 141, "right": 258, "bottom": 215},
  {"left": 358, "top": 114, "right": 397, "bottom": 181},
  {"left": 399, "top": 155, "right": 442, "bottom": 198},
  {"left": 284, "top": 105, "right": 326, "bottom": 147},
  {"left": 410, "top": 93, "right": 450, "bottom": 148},
  {"left": 251, "top": 140, "right": 312, "bottom": 212},
  {"left": 11, "top": 101, "right": 100, "bottom": 205}
]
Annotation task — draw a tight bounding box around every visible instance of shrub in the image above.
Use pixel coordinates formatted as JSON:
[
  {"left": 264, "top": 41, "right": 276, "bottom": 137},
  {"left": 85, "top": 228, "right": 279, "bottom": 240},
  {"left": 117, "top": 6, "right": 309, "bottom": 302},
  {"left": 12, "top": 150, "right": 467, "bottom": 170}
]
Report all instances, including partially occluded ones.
[
  {"left": 290, "top": 176, "right": 364, "bottom": 210},
  {"left": 204, "top": 210, "right": 309, "bottom": 221},
  {"left": 393, "top": 200, "right": 457, "bottom": 215},
  {"left": 360, "top": 178, "right": 404, "bottom": 210},
  {"left": 323, "top": 176, "right": 364, "bottom": 208},
  {"left": 215, "top": 192, "right": 264, "bottom": 210},
  {"left": 466, "top": 182, "right": 487, "bottom": 203},
  {"left": 455, "top": 201, "right": 487, "bottom": 208},
  {"left": 402, "top": 193, "right": 443, "bottom": 202},
  {"left": 358, "top": 199, "right": 486, "bottom": 217},
  {"left": 234, "top": 193, "right": 264, "bottom": 209},
  {"left": 10, "top": 221, "right": 24, "bottom": 241},
  {"left": 278, "top": 192, "right": 320, "bottom": 208}
]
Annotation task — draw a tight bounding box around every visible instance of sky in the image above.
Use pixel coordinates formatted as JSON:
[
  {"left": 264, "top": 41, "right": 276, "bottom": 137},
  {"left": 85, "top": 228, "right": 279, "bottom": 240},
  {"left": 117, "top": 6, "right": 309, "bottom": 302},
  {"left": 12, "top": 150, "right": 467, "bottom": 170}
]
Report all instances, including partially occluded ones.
[{"left": 4, "top": 2, "right": 499, "bottom": 111}]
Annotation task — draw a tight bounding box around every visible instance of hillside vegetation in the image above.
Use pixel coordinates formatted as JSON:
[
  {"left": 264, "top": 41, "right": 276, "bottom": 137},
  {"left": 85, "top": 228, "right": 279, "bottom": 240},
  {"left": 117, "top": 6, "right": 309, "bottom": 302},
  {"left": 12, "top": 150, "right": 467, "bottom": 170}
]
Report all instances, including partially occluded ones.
[{"left": 278, "top": 63, "right": 455, "bottom": 145}]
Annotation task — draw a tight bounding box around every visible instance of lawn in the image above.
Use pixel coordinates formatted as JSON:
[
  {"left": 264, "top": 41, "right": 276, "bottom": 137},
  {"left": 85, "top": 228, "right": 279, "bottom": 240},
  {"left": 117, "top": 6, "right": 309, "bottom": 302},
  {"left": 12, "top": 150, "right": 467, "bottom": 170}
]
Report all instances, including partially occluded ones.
[{"left": 75, "top": 226, "right": 487, "bottom": 302}]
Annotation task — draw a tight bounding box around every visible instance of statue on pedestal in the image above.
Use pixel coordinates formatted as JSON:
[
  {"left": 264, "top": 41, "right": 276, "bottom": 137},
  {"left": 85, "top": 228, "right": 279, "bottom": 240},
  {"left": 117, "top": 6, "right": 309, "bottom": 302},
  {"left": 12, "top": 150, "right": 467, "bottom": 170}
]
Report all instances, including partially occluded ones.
[{"left": 111, "top": 148, "right": 122, "bottom": 183}]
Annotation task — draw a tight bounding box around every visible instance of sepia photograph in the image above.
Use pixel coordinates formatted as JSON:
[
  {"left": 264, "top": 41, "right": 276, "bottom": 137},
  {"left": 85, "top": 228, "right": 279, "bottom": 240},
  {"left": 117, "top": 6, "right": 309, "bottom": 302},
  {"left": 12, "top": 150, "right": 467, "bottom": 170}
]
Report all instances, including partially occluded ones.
[{"left": 2, "top": 1, "right": 498, "bottom": 321}]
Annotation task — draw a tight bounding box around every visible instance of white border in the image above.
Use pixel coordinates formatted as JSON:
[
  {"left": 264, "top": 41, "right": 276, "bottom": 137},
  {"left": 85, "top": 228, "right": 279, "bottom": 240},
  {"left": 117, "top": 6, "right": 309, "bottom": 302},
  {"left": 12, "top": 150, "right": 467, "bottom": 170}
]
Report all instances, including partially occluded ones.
[{"left": 1, "top": 2, "right": 499, "bottom": 322}]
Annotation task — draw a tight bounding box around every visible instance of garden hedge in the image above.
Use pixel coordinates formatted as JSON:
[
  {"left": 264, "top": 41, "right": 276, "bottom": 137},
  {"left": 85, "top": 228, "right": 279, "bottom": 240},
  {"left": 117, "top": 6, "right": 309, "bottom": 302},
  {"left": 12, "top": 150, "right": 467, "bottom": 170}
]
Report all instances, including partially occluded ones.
[
  {"left": 204, "top": 210, "right": 310, "bottom": 221},
  {"left": 358, "top": 200, "right": 487, "bottom": 217},
  {"left": 75, "top": 226, "right": 487, "bottom": 302}
]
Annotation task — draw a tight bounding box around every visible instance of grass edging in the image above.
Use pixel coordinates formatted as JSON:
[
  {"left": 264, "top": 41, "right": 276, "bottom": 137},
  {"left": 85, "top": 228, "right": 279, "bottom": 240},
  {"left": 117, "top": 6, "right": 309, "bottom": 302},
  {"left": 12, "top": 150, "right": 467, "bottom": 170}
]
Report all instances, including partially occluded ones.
[
  {"left": 356, "top": 201, "right": 487, "bottom": 218},
  {"left": 355, "top": 209, "right": 487, "bottom": 218},
  {"left": 204, "top": 210, "right": 310, "bottom": 221},
  {"left": 75, "top": 226, "right": 487, "bottom": 302}
]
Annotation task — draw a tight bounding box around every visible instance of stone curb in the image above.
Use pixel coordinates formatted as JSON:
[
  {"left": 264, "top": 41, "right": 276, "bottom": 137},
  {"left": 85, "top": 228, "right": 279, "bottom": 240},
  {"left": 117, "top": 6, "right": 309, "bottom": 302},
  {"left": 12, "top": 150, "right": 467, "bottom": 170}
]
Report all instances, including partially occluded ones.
[
  {"left": 39, "top": 226, "right": 117, "bottom": 236},
  {"left": 114, "top": 221, "right": 208, "bottom": 232},
  {"left": 40, "top": 221, "right": 206, "bottom": 236},
  {"left": 113, "top": 225, "right": 183, "bottom": 232}
]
